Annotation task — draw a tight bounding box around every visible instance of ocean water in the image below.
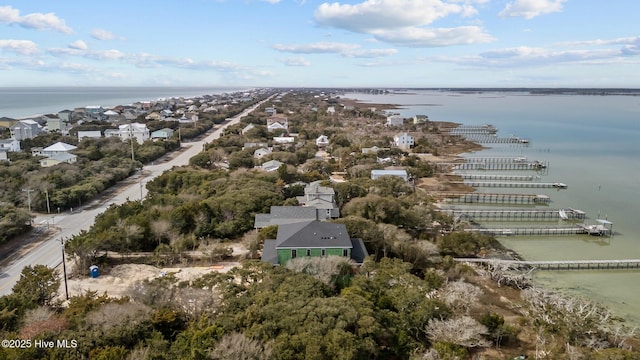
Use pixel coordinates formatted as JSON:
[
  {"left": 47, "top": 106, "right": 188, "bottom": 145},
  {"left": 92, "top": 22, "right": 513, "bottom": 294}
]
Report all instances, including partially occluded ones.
[
  {"left": 0, "top": 86, "right": 248, "bottom": 119},
  {"left": 344, "top": 90, "right": 640, "bottom": 325}
]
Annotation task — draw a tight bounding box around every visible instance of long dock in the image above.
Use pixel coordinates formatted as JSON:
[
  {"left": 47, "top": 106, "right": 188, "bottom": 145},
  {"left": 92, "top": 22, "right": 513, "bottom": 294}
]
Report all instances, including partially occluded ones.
[
  {"left": 460, "top": 135, "right": 530, "bottom": 144},
  {"left": 438, "top": 161, "right": 548, "bottom": 171},
  {"left": 451, "top": 181, "right": 567, "bottom": 189},
  {"left": 444, "top": 125, "right": 498, "bottom": 135},
  {"left": 464, "top": 225, "right": 595, "bottom": 236},
  {"left": 463, "top": 156, "right": 529, "bottom": 163},
  {"left": 439, "top": 192, "right": 551, "bottom": 204},
  {"left": 442, "top": 208, "right": 586, "bottom": 221},
  {"left": 452, "top": 174, "right": 538, "bottom": 181},
  {"left": 454, "top": 258, "right": 640, "bottom": 271}
]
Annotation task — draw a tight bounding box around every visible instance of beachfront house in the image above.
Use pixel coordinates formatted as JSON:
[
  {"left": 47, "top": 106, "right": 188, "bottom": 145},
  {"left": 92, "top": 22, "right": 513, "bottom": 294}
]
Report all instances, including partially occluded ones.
[
  {"left": 254, "top": 206, "right": 319, "bottom": 229},
  {"left": 119, "top": 122, "right": 150, "bottom": 144},
  {"left": 371, "top": 169, "right": 409, "bottom": 181},
  {"left": 386, "top": 114, "right": 404, "bottom": 126},
  {"left": 261, "top": 220, "right": 368, "bottom": 265},
  {"left": 10, "top": 119, "right": 42, "bottom": 140},
  {"left": 151, "top": 128, "right": 175, "bottom": 141},
  {"left": 296, "top": 181, "right": 340, "bottom": 220},
  {"left": 58, "top": 110, "right": 73, "bottom": 123},
  {"left": 46, "top": 116, "right": 70, "bottom": 134},
  {"left": 42, "top": 142, "right": 77, "bottom": 157},
  {"left": 413, "top": 115, "right": 429, "bottom": 124},
  {"left": 0, "top": 138, "right": 21, "bottom": 153},
  {"left": 393, "top": 132, "right": 414, "bottom": 149}
]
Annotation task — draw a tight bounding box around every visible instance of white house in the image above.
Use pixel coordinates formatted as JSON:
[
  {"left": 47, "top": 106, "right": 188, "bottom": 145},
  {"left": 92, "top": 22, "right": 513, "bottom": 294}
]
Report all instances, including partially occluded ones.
[
  {"left": 42, "top": 142, "right": 77, "bottom": 157},
  {"left": 393, "top": 132, "right": 414, "bottom": 149},
  {"left": 386, "top": 114, "right": 404, "bottom": 126},
  {"left": 273, "top": 136, "right": 295, "bottom": 144},
  {"left": 267, "top": 115, "right": 288, "bottom": 132},
  {"left": 241, "top": 123, "right": 256, "bottom": 135},
  {"left": 327, "top": 106, "right": 336, "bottom": 115},
  {"left": 46, "top": 116, "right": 69, "bottom": 134},
  {"left": 315, "top": 135, "right": 329, "bottom": 148},
  {"left": 119, "top": 122, "right": 150, "bottom": 144},
  {"left": 40, "top": 153, "right": 77, "bottom": 167},
  {"left": 253, "top": 147, "right": 272, "bottom": 159},
  {"left": 10, "top": 119, "right": 42, "bottom": 140},
  {"left": 413, "top": 115, "right": 428, "bottom": 124},
  {"left": 260, "top": 159, "right": 284, "bottom": 172},
  {"left": 371, "top": 169, "right": 408, "bottom": 181},
  {"left": 0, "top": 138, "right": 21, "bottom": 152}
]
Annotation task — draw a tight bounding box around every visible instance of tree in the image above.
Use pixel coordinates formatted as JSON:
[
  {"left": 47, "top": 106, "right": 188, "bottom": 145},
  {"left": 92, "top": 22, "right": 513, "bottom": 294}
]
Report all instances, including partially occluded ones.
[{"left": 12, "top": 265, "right": 60, "bottom": 307}]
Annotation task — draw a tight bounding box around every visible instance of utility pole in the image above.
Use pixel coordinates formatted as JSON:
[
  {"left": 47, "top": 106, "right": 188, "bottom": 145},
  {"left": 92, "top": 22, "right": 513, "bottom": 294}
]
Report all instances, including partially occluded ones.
[
  {"left": 60, "top": 237, "right": 69, "bottom": 300},
  {"left": 44, "top": 189, "right": 51, "bottom": 214},
  {"left": 21, "top": 188, "right": 34, "bottom": 224},
  {"left": 130, "top": 126, "right": 135, "bottom": 161}
]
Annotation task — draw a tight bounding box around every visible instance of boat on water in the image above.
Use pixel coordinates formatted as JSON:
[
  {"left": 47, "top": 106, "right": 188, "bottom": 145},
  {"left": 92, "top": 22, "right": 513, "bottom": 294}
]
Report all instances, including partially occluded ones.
[
  {"left": 579, "top": 219, "right": 613, "bottom": 236},
  {"left": 553, "top": 182, "right": 568, "bottom": 189},
  {"left": 559, "top": 209, "right": 569, "bottom": 220}
]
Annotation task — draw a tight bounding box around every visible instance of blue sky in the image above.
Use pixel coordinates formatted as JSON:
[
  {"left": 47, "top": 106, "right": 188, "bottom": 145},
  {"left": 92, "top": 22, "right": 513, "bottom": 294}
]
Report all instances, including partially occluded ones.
[{"left": 0, "top": 0, "right": 639, "bottom": 88}]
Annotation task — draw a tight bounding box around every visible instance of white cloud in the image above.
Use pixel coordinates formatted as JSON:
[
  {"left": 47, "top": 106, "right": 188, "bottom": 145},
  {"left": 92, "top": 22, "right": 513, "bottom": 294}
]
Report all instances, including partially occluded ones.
[
  {"left": 259, "top": 0, "right": 281, "bottom": 3},
  {"left": 499, "top": 0, "right": 566, "bottom": 20},
  {"left": 49, "top": 47, "right": 125, "bottom": 60},
  {"left": 0, "top": 5, "right": 72, "bottom": 34},
  {"left": 559, "top": 36, "right": 640, "bottom": 47},
  {"left": 68, "top": 40, "right": 88, "bottom": 50},
  {"left": 372, "top": 26, "right": 494, "bottom": 47},
  {"left": 272, "top": 41, "right": 397, "bottom": 58},
  {"left": 278, "top": 57, "right": 311, "bottom": 66},
  {"left": 0, "top": 39, "right": 39, "bottom": 55},
  {"left": 91, "top": 29, "right": 124, "bottom": 41},
  {"left": 314, "top": 0, "right": 465, "bottom": 33}
]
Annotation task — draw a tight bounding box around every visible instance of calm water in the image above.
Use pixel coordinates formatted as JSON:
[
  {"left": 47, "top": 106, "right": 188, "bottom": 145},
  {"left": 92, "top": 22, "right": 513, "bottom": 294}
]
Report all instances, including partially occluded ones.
[
  {"left": 0, "top": 86, "right": 248, "bottom": 119},
  {"left": 345, "top": 90, "right": 640, "bottom": 324}
]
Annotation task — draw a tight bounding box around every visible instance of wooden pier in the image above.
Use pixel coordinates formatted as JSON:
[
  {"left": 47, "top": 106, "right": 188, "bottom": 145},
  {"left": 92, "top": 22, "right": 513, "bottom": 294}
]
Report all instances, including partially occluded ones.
[
  {"left": 454, "top": 258, "right": 640, "bottom": 271},
  {"left": 463, "top": 156, "right": 529, "bottom": 163},
  {"left": 438, "top": 161, "right": 548, "bottom": 171},
  {"left": 453, "top": 174, "right": 538, "bottom": 181},
  {"left": 439, "top": 192, "right": 551, "bottom": 204},
  {"left": 451, "top": 181, "right": 567, "bottom": 189},
  {"left": 464, "top": 225, "right": 595, "bottom": 236},
  {"left": 444, "top": 124, "right": 498, "bottom": 135},
  {"left": 460, "top": 135, "right": 531, "bottom": 144},
  {"left": 442, "top": 208, "right": 586, "bottom": 221}
]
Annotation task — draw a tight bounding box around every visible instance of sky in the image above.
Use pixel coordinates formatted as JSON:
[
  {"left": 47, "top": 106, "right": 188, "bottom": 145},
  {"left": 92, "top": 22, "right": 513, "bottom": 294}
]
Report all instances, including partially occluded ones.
[{"left": 0, "top": 0, "right": 639, "bottom": 88}]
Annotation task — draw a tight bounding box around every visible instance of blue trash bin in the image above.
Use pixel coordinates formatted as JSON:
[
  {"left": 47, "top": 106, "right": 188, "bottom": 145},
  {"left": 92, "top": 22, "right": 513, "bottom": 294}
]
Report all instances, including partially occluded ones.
[{"left": 89, "top": 265, "right": 99, "bottom": 278}]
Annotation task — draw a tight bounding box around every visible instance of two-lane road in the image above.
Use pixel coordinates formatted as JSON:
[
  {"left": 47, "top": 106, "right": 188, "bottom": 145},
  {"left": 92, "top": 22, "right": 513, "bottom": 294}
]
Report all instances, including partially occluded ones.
[{"left": 0, "top": 97, "right": 274, "bottom": 296}]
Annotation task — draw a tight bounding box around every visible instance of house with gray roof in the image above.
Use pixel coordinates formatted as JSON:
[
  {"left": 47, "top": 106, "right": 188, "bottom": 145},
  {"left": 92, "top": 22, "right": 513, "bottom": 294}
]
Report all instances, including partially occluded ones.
[
  {"left": 296, "top": 181, "right": 340, "bottom": 219},
  {"left": 10, "top": 119, "right": 41, "bottom": 140},
  {"left": 40, "top": 153, "right": 77, "bottom": 167},
  {"left": 254, "top": 206, "right": 318, "bottom": 229},
  {"left": 261, "top": 220, "right": 368, "bottom": 265}
]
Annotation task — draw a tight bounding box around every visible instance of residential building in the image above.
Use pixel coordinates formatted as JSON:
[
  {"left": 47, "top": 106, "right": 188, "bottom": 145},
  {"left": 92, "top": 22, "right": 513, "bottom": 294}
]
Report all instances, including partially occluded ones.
[
  {"left": 10, "top": 119, "right": 41, "bottom": 140},
  {"left": 315, "top": 135, "right": 329, "bottom": 148},
  {"left": 46, "top": 116, "right": 69, "bottom": 134},
  {"left": 267, "top": 115, "right": 288, "bottom": 132},
  {"left": 0, "top": 138, "right": 21, "bottom": 153},
  {"left": 254, "top": 206, "right": 318, "bottom": 229},
  {"left": 296, "top": 181, "right": 340, "bottom": 220},
  {"left": 413, "top": 114, "right": 429, "bottom": 124},
  {"left": 386, "top": 114, "right": 404, "bottom": 126},
  {"left": 261, "top": 220, "right": 368, "bottom": 265},
  {"left": 40, "top": 153, "right": 77, "bottom": 167},
  {"left": 260, "top": 159, "right": 284, "bottom": 172},
  {"left": 265, "top": 107, "right": 277, "bottom": 115},
  {"left": 393, "top": 132, "right": 414, "bottom": 149},
  {"left": 327, "top": 106, "right": 335, "bottom": 115},
  {"left": 253, "top": 147, "right": 272, "bottom": 159},
  {"left": 371, "top": 169, "right": 409, "bottom": 181},
  {"left": 273, "top": 136, "right": 295, "bottom": 144},
  {"left": 42, "top": 142, "right": 77, "bottom": 157},
  {"left": 119, "top": 123, "right": 150, "bottom": 144},
  {"left": 78, "top": 130, "right": 102, "bottom": 140},
  {"left": 58, "top": 110, "right": 73, "bottom": 123},
  {"left": 151, "top": 128, "right": 175, "bottom": 140}
]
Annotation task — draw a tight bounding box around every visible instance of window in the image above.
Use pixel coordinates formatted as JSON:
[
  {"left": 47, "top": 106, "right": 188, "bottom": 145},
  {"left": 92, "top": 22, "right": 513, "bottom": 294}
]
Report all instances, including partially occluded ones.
[
  {"left": 291, "top": 249, "right": 297, "bottom": 259},
  {"left": 306, "top": 249, "right": 311, "bottom": 256},
  {"left": 321, "top": 249, "right": 326, "bottom": 256},
  {"left": 342, "top": 249, "right": 348, "bottom": 257}
]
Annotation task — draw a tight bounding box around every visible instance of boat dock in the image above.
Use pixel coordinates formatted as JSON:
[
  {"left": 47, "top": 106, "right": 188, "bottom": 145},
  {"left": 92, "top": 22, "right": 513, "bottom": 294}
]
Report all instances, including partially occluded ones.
[
  {"left": 438, "top": 161, "right": 548, "bottom": 171},
  {"left": 444, "top": 124, "right": 498, "bottom": 135},
  {"left": 452, "top": 174, "right": 538, "bottom": 181},
  {"left": 450, "top": 181, "right": 567, "bottom": 189},
  {"left": 454, "top": 258, "right": 640, "bottom": 271},
  {"left": 465, "top": 225, "right": 598, "bottom": 236},
  {"left": 463, "top": 156, "right": 529, "bottom": 163},
  {"left": 442, "top": 208, "right": 586, "bottom": 221},
  {"left": 439, "top": 192, "right": 551, "bottom": 204},
  {"left": 459, "top": 135, "right": 531, "bottom": 144}
]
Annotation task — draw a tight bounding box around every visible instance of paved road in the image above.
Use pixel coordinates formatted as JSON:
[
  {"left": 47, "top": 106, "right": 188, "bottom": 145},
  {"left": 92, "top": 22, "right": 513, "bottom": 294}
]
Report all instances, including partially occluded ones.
[{"left": 0, "top": 97, "right": 273, "bottom": 296}]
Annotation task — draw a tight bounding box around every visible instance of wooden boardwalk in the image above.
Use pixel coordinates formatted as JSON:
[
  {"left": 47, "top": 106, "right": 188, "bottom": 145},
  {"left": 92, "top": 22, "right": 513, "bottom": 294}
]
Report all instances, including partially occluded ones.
[
  {"left": 454, "top": 258, "right": 640, "bottom": 271},
  {"left": 452, "top": 174, "right": 538, "bottom": 181},
  {"left": 464, "top": 226, "right": 593, "bottom": 236},
  {"left": 439, "top": 162, "right": 548, "bottom": 171},
  {"left": 442, "top": 208, "right": 586, "bottom": 221},
  {"left": 439, "top": 192, "right": 551, "bottom": 204},
  {"left": 451, "top": 181, "right": 567, "bottom": 189}
]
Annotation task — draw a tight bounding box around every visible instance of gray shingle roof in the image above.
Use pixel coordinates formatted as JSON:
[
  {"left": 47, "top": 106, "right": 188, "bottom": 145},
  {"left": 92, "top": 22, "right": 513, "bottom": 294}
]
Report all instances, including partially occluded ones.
[
  {"left": 276, "top": 221, "right": 351, "bottom": 249},
  {"left": 254, "top": 206, "right": 317, "bottom": 228}
]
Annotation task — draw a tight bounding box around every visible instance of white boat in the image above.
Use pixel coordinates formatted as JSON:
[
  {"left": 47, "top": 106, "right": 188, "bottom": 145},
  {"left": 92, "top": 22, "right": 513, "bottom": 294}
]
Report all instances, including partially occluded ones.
[
  {"left": 559, "top": 209, "right": 569, "bottom": 220},
  {"left": 553, "top": 182, "right": 568, "bottom": 189}
]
